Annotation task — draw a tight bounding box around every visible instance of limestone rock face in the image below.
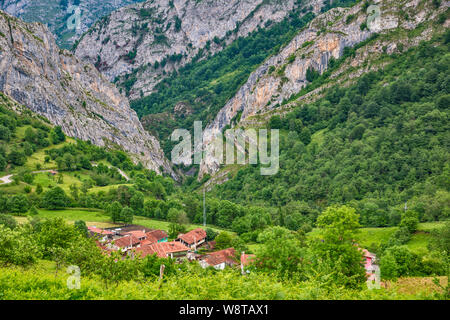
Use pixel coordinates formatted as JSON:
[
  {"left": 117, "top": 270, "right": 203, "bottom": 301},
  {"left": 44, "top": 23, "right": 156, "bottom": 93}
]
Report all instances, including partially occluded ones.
[
  {"left": 74, "top": 0, "right": 313, "bottom": 99},
  {"left": 198, "top": 0, "right": 444, "bottom": 178},
  {"left": 0, "top": 0, "right": 144, "bottom": 49},
  {"left": 0, "top": 10, "right": 176, "bottom": 178}
]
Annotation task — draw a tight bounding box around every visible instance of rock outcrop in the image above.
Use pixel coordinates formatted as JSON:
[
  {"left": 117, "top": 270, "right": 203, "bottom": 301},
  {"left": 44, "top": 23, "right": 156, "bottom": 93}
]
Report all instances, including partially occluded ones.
[
  {"left": 199, "top": 0, "right": 448, "bottom": 178},
  {"left": 74, "top": 0, "right": 320, "bottom": 99},
  {"left": 0, "top": 10, "right": 176, "bottom": 178},
  {"left": 0, "top": 0, "right": 144, "bottom": 49}
]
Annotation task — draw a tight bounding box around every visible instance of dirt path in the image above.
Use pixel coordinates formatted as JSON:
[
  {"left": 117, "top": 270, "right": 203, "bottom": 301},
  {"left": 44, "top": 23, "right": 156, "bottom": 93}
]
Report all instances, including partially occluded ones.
[
  {"left": 116, "top": 168, "right": 130, "bottom": 181},
  {"left": 0, "top": 163, "right": 130, "bottom": 186},
  {"left": 0, "top": 169, "right": 58, "bottom": 185},
  {"left": 91, "top": 163, "right": 130, "bottom": 181},
  {"left": 0, "top": 174, "right": 14, "bottom": 185}
]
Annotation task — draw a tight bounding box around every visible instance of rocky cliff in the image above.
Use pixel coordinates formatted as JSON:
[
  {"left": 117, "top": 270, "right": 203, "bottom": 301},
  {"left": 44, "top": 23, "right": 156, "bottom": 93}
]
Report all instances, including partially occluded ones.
[
  {"left": 0, "top": 10, "right": 176, "bottom": 178},
  {"left": 0, "top": 0, "right": 144, "bottom": 49},
  {"left": 199, "top": 0, "right": 449, "bottom": 178},
  {"left": 74, "top": 0, "right": 321, "bottom": 99}
]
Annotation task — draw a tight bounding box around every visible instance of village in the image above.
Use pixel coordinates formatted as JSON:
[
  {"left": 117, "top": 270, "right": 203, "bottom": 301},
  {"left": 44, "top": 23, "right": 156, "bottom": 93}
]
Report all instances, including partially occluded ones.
[
  {"left": 87, "top": 224, "right": 379, "bottom": 280},
  {"left": 88, "top": 224, "right": 257, "bottom": 273}
]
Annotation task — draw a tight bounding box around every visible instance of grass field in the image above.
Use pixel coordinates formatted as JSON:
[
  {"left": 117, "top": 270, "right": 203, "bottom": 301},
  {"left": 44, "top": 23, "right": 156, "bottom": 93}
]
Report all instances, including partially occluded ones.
[
  {"left": 13, "top": 208, "right": 227, "bottom": 234},
  {"left": 22, "top": 137, "right": 77, "bottom": 172},
  {"left": 382, "top": 276, "right": 448, "bottom": 296},
  {"left": 246, "top": 222, "right": 446, "bottom": 254}
]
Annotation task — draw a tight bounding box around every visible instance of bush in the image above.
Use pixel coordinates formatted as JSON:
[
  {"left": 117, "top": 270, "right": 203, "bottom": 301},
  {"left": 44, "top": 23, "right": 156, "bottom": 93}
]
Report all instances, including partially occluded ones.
[
  {"left": 380, "top": 246, "right": 422, "bottom": 279},
  {"left": 41, "top": 187, "right": 70, "bottom": 209},
  {"left": 0, "top": 225, "right": 40, "bottom": 266},
  {"left": 0, "top": 214, "right": 18, "bottom": 230},
  {"left": 6, "top": 195, "right": 30, "bottom": 214},
  {"left": 399, "top": 211, "right": 419, "bottom": 233}
]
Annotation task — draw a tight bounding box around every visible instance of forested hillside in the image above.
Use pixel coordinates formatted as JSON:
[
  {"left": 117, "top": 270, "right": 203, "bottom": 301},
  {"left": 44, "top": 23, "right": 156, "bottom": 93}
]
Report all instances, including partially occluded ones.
[
  {"left": 133, "top": 0, "right": 357, "bottom": 157},
  {"left": 212, "top": 33, "right": 450, "bottom": 228}
]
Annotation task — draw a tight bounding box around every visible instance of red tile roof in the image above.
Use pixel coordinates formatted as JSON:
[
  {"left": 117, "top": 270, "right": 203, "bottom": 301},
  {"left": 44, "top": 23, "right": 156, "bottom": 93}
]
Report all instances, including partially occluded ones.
[
  {"left": 202, "top": 248, "right": 236, "bottom": 267},
  {"left": 88, "top": 226, "right": 114, "bottom": 235},
  {"left": 135, "top": 241, "right": 189, "bottom": 258},
  {"left": 124, "top": 230, "right": 147, "bottom": 239},
  {"left": 140, "top": 235, "right": 158, "bottom": 246},
  {"left": 146, "top": 229, "right": 168, "bottom": 241},
  {"left": 177, "top": 228, "right": 207, "bottom": 245},
  {"left": 113, "top": 235, "right": 140, "bottom": 248}
]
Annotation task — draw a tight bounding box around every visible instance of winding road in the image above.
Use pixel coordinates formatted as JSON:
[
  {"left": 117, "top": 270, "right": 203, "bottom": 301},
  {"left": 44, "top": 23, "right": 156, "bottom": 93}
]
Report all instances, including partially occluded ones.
[
  {"left": 0, "top": 170, "right": 57, "bottom": 185},
  {"left": 0, "top": 174, "right": 14, "bottom": 185},
  {"left": 0, "top": 163, "right": 130, "bottom": 186}
]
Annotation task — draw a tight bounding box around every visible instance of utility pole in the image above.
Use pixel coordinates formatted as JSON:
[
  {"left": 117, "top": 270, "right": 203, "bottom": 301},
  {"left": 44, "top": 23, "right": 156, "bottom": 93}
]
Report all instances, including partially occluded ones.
[{"left": 203, "top": 187, "right": 206, "bottom": 227}]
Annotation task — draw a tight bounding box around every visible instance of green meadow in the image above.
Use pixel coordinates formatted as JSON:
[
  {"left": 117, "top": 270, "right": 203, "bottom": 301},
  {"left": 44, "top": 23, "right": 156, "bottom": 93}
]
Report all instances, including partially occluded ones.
[{"left": 14, "top": 208, "right": 227, "bottom": 235}]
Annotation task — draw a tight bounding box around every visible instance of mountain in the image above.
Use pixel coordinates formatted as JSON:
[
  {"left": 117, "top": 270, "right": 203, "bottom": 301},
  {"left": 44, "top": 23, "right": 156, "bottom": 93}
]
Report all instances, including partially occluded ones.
[
  {"left": 0, "top": 10, "right": 176, "bottom": 178},
  {"left": 0, "top": 0, "right": 145, "bottom": 49},
  {"left": 74, "top": 0, "right": 318, "bottom": 100},
  {"left": 199, "top": 0, "right": 449, "bottom": 178}
]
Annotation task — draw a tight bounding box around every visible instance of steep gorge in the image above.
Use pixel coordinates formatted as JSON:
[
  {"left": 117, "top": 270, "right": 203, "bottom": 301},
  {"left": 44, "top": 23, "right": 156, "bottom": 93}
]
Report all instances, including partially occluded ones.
[
  {"left": 199, "top": 0, "right": 449, "bottom": 179},
  {"left": 0, "top": 10, "right": 176, "bottom": 178}
]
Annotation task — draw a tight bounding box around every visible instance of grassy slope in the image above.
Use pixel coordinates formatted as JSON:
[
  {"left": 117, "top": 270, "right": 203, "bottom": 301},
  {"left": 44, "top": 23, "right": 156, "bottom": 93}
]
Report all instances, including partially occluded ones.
[
  {"left": 356, "top": 222, "right": 446, "bottom": 254},
  {"left": 0, "top": 259, "right": 444, "bottom": 300},
  {"left": 13, "top": 208, "right": 227, "bottom": 235},
  {"left": 247, "top": 222, "right": 445, "bottom": 254}
]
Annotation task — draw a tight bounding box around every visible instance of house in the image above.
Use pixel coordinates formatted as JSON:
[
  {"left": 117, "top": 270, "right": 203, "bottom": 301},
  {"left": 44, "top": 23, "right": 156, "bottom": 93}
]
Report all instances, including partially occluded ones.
[
  {"left": 107, "top": 234, "right": 141, "bottom": 252},
  {"left": 88, "top": 226, "right": 114, "bottom": 241},
  {"left": 146, "top": 229, "right": 168, "bottom": 243},
  {"left": 124, "top": 230, "right": 147, "bottom": 241},
  {"left": 361, "top": 249, "right": 379, "bottom": 280},
  {"left": 199, "top": 248, "right": 237, "bottom": 270},
  {"left": 134, "top": 241, "right": 190, "bottom": 260},
  {"left": 176, "top": 228, "right": 207, "bottom": 250},
  {"left": 362, "top": 249, "right": 376, "bottom": 271}
]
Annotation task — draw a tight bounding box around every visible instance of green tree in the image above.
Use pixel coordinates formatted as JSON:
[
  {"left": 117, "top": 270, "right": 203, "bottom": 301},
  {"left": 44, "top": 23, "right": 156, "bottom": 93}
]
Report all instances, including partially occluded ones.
[
  {"left": 428, "top": 221, "right": 450, "bottom": 298},
  {"left": 215, "top": 232, "right": 234, "bottom": 250},
  {"left": 35, "top": 218, "right": 79, "bottom": 259},
  {"left": 206, "top": 228, "right": 218, "bottom": 241},
  {"left": 0, "top": 214, "right": 18, "bottom": 230},
  {"left": 130, "top": 192, "right": 144, "bottom": 215},
  {"left": 0, "top": 225, "right": 40, "bottom": 266},
  {"left": 255, "top": 226, "right": 305, "bottom": 279},
  {"left": 41, "top": 186, "right": 70, "bottom": 209},
  {"left": 35, "top": 184, "right": 43, "bottom": 195},
  {"left": 312, "top": 205, "right": 366, "bottom": 288},
  {"left": 168, "top": 223, "right": 186, "bottom": 239},
  {"left": 120, "top": 206, "right": 134, "bottom": 225},
  {"left": 6, "top": 195, "right": 30, "bottom": 213},
  {"left": 74, "top": 220, "right": 88, "bottom": 237},
  {"left": 107, "top": 201, "right": 123, "bottom": 223},
  {"left": 50, "top": 126, "right": 66, "bottom": 144},
  {"left": 28, "top": 206, "right": 38, "bottom": 216},
  {"left": 380, "top": 246, "right": 421, "bottom": 280},
  {"left": 167, "top": 208, "right": 189, "bottom": 225},
  {"left": 399, "top": 211, "right": 419, "bottom": 233}
]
